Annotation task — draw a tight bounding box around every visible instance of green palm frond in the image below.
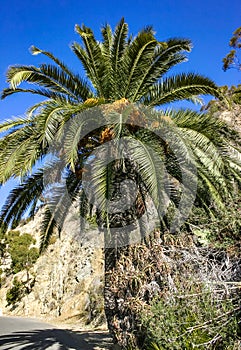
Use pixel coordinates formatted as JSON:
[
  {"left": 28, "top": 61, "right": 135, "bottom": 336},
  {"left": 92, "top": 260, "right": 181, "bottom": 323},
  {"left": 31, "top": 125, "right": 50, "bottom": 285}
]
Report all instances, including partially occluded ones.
[
  {"left": 221, "top": 144, "right": 241, "bottom": 185},
  {"left": 30, "top": 45, "right": 94, "bottom": 100},
  {"left": 101, "top": 23, "right": 113, "bottom": 57},
  {"left": 62, "top": 114, "right": 93, "bottom": 169},
  {"left": 0, "top": 169, "right": 44, "bottom": 231},
  {"left": 111, "top": 18, "right": 128, "bottom": 72},
  {"left": 124, "top": 136, "right": 167, "bottom": 218},
  {"left": 3, "top": 64, "right": 93, "bottom": 102},
  {"left": 74, "top": 24, "right": 106, "bottom": 96},
  {"left": 40, "top": 169, "right": 81, "bottom": 251},
  {"left": 181, "top": 129, "right": 225, "bottom": 178},
  {"left": 30, "top": 100, "right": 69, "bottom": 145},
  {"left": 128, "top": 38, "right": 192, "bottom": 100},
  {"left": 89, "top": 148, "right": 115, "bottom": 214},
  {"left": 170, "top": 108, "right": 228, "bottom": 139},
  {"left": 169, "top": 108, "right": 241, "bottom": 187},
  {"left": 2, "top": 87, "right": 72, "bottom": 101},
  {"left": 109, "top": 18, "right": 129, "bottom": 99},
  {"left": 123, "top": 33, "right": 158, "bottom": 100},
  {"left": 99, "top": 23, "right": 115, "bottom": 98},
  {"left": 198, "top": 170, "right": 226, "bottom": 209},
  {"left": 142, "top": 73, "right": 221, "bottom": 106},
  {"left": 38, "top": 64, "right": 87, "bottom": 101},
  {"left": 26, "top": 99, "right": 100, "bottom": 148},
  {"left": 0, "top": 126, "right": 43, "bottom": 182},
  {"left": 0, "top": 116, "right": 30, "bottom": 134},
  {"left": 39, "top": 206, "right": 59, "bottom": 252}
]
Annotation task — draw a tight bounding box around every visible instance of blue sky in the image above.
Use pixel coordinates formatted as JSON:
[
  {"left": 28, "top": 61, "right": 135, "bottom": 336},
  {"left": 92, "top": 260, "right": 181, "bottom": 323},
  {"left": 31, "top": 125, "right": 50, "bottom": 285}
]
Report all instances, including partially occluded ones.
[{"left": 0, "top": 0, "right": 240, "bottom": 209}]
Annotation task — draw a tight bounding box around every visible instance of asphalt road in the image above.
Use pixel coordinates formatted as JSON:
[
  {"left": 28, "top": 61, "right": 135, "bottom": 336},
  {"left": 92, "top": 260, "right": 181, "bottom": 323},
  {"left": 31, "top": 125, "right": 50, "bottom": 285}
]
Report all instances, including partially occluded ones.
[{"left": 0, "top": 316, "right": 112, "bottom": 350}]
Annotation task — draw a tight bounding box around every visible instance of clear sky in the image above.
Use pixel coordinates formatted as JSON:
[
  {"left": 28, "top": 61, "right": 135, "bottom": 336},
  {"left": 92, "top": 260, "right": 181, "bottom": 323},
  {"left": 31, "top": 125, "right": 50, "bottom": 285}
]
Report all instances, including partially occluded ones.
[{"left": 0, "top": 0, "right": 240, "bottom": 209}]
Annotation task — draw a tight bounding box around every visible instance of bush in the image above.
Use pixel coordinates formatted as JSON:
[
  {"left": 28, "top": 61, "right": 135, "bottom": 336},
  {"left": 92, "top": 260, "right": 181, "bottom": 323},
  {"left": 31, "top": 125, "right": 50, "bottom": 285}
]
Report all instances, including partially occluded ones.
[
  {"left": 6, "top": 230, "right": 39, "bottom": 274},
  {"left": 0, "top": 268, "right": 6, "bottom": 288},
  {"left": 141, "top": 284, "right": 241, "bottom": 349},
  {"left": 105, "top": 238, "right": 241, "bottom": 349},
  {"left": 186, "top": 196, "right": 241, "bottom": 251},
  {"left": 86, "top": 287, "right": 105, "bottom": 326},
  {"left": 6, "top": 277, "right": 25, "bottom": 306}
]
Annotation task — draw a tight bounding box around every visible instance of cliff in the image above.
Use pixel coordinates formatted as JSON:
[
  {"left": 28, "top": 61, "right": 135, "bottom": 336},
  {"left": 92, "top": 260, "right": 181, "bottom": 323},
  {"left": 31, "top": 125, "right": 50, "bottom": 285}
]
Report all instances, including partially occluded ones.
[{"left": 0, "top": 207, "right": 106, "bottom": 327}]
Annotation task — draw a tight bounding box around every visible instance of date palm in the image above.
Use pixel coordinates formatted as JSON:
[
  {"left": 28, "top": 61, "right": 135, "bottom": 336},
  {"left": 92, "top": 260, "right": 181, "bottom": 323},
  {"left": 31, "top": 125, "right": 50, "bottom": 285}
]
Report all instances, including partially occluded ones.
[{"left": 0, "top": 19, "right": 240, "bottom": 347}]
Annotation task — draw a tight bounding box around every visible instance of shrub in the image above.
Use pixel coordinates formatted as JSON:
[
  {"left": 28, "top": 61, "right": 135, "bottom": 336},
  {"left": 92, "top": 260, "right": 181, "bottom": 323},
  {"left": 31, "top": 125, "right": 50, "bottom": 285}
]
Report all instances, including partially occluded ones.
[
  {"left": 0, "top": 268, "right": 6, "bottom": 288},
  {"left": 185, "top": 196, "right": 241, "bottom": 251},
  {"left": 86, "top": 287, "right": 105, "bottom": 326},
  {"left": 6, "top": 277, "right": 25, "bottom": 306},
  {"left": 141, "top": 284, "right": 241, "bottom": 349},
  {"left": 6, "top": 230, "right": 39, "bottom": 273}
]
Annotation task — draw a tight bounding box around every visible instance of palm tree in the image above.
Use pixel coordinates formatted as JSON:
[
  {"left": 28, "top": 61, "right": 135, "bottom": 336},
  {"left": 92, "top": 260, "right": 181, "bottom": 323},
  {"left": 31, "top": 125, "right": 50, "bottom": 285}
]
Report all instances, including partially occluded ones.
[{"left": 0, "top": 18, "right": 240, "bottom": 347}]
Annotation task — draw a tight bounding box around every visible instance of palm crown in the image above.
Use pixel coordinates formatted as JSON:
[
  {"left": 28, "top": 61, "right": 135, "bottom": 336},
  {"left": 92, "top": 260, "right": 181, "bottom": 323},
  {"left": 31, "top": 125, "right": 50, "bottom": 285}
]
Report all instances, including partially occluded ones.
[{"left": 0, "top": 18, "right": 240, "bottom": 251}]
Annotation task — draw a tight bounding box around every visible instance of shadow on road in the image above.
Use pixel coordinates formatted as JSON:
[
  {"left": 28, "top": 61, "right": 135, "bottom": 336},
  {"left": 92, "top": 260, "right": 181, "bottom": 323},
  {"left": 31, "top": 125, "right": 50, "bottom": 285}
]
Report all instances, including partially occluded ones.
[{"left": 0, "top": 328, "right": 112, "bottom": 349}]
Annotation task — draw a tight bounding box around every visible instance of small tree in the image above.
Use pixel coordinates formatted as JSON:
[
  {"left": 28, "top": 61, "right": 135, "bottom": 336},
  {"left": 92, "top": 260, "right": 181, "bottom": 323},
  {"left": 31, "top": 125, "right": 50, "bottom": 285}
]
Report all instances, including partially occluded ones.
[
  {"left": 222, "top": 26, "right": 241, "bottom": 71},
  {"left": 6, "top": 230, "right": 39, "bottom": 274},
  {"left": 6, "top": 277, "right": 25, "bottom": 306}
]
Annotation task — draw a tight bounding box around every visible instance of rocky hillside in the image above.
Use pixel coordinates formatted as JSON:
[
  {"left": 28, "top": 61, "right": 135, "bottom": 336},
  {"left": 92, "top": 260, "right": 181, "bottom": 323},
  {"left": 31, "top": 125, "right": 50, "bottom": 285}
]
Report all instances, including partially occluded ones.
[
  {"left": 218, "top": 105, "right": 241, "bottom": 132},
  {"left": 0, "top": 207, "right": 106, "bottom": 327}
]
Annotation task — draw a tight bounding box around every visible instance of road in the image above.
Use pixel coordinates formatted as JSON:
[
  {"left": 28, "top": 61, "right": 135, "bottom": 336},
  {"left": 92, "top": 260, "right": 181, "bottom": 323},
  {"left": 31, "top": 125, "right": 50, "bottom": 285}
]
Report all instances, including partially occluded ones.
[{"left": 0, "top": 316, "right": 112, "bottom": 349}]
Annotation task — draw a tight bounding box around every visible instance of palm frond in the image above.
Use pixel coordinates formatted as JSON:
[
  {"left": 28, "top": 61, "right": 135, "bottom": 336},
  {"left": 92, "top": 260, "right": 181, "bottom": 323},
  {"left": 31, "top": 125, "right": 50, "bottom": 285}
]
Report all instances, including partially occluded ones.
[
  {"left": 39, "top": 206, "right": 59, "bottom": 252},
  {"left": 2, "top": 87, "right": 73, "bottom": 101},
  {"left": 88, "top": 147, "right": 115, "bottom": 214},
  {"left": 101, "top": 23, "right": 113, "bottom": 56},
  {"left": 109, "top": 18, "right": 129, "bottom": 99},
  {"left": 30, "top": 45, "right": 94, "bottom": 100},
  {"left": 0, "top": 126, "right": 43, "bottom": 183},
  {"left": 74, "top": 24, "right": 106, "bottom": 96},
  {"left": 62, "top": 114, "right": 92, "bottom": 169},
  {"left": 142, "top": 73, "right": 221, "bottom": 106},
  {"left": 0, "top": 169, "right": 44, "bottom": 230},
  {"left": 4, "top": 64, "right": 92, "bottom": 102},
  {"left": 127, "top": 38, "right": 192, "bottom": 100},
  {"left": 123, "top": 35, "right": 157, "bottom": 100},
  {"left": 0, "top": 116, "right": 30, "bottom": 134},
  {"left": 124, "top": 136, "right": 167, "bottom": 218},
  {"left": 40, "top": 169, "right": 81, "bottom": 251}
]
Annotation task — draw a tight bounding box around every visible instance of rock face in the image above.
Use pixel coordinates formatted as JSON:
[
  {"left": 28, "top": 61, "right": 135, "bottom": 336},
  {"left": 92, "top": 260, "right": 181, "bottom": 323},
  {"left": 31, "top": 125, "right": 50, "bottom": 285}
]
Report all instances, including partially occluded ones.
[
  {"left": 0, "top": 208, "right": 105, "bottom": 326},
  {"left": 213, "top": 104, "right": 241, "bottom": 133}
]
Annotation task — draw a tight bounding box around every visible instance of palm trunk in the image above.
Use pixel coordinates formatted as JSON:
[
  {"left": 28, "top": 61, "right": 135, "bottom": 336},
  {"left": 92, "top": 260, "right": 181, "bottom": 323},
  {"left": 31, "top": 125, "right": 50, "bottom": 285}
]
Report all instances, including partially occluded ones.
[
  {"left": 104, "top": 238, "right": 162, "bottom": 348},
  {"left": 103, "top": 162, "right": 148, "bottom": 348},
  {"left": 104, "top": 245, "right": 119, "bottom": 345},
  {"left": 104, "top": 238, "right": 133, "bottom": 348},
  {"left": 95, "top": 136, "right": 160, "bottom": 348}
]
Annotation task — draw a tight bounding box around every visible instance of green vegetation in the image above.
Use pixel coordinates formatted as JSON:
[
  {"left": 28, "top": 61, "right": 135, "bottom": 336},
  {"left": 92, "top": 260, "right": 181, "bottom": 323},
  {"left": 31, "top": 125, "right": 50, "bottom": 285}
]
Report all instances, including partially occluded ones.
[
  {"left": 0, "top": 268, "right": 6, "bottom": 288},
  {"left": 107, "top": 234, "right": 241, "bottom": 349},
  {"left": 185, "top": 196, "right": 241, "bottom": 250},
  {"left": 204, "top": 85, "right": 241, "bottom": 113},
  {"left": 6, "top": 277, "right": 25, "bottom": 306},
  {"left": 5, "top": 230, "right": 39, "bottom": 274},
  {"left": 223, "top": 26, "right": 241, "bottom": 71},
  {"left": 141, "top": 286, "right": 240, "bottom": 349}
]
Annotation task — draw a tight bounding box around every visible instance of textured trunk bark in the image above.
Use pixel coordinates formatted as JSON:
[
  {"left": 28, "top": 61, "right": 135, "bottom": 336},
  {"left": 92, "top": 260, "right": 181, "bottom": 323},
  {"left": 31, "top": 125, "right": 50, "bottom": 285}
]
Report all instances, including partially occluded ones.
[
  {"left": 102, "top": 173, "right": 150, "bottom": 347},
  {"left": 103, "top": 240, "right": 162, "bottom": 348},
  {"left": 103, "top": 159, "right": 141, "bottom": 348},
  {"left": 104, "top": 245, "right": 120, "bottom": 345},
  {"left": 104, "top": 213, "right": 148, "bottom": 349},
  {"left": 104, "top": 243, "right": 134, "bottom": 348}
]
